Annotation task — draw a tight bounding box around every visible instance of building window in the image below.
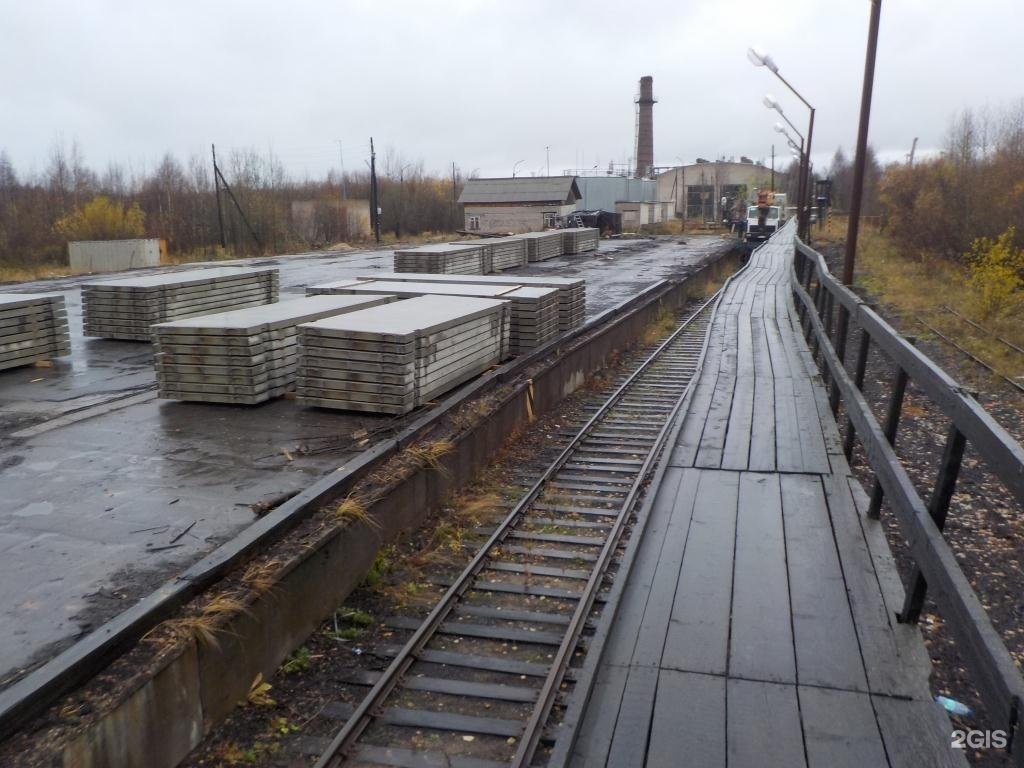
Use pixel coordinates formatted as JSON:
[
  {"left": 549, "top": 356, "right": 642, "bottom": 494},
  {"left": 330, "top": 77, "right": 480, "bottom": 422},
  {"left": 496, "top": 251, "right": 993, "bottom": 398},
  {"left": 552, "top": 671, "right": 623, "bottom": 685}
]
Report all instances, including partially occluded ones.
[
  {"left": 467, "top": 215, "right": 480, "bottom": 231},
  {"left": 543, "top": 211, "right": 558, "bottom": 228}
]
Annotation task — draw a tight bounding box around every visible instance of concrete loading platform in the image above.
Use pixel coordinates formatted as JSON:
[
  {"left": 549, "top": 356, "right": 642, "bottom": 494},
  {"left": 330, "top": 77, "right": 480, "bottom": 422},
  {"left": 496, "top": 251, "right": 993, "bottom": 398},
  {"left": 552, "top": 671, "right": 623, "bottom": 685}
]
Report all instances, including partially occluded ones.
[
  {"left": 565, "top": 225, "right": 965, "bottom": 767},
  {"left": 0, "top": 236, "right": 729, "bottom": 692}
]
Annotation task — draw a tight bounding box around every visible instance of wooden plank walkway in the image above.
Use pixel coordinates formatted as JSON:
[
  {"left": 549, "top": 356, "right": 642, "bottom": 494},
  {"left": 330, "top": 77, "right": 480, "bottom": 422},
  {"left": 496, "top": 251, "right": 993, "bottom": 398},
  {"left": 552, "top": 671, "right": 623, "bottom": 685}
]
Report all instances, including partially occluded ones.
[{"left": 567, "top": 225, "right": 966, "bottom": 767}]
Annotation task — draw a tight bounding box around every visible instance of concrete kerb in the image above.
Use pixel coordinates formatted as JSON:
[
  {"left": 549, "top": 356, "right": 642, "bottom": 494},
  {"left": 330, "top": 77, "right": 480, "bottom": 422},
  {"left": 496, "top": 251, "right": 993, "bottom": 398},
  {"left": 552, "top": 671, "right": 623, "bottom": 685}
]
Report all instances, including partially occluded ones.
[{"left": 0, "top": 251, "right": 739, "bottom": 767}]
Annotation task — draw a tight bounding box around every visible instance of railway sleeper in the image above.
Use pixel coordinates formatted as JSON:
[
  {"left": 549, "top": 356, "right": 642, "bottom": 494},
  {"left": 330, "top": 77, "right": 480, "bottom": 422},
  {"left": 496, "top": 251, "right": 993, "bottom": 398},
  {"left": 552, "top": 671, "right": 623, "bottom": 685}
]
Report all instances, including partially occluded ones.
[
  {"left": 520, "top": 516, "right": 611, "bottom": 531},
  {"left": 376, "top": 645, "right": 564, "bottom": 679},
  {"left": 484, "top": 561, "right": 593, "bottom": 580},
  {"left": 531, "top": 503, "right": 620, "bottom": 517},
  {"left": 386, "top": 615, "right": 564, "bottom": 646},
  {"left": 335, "top": 669, "right": 540, "bottom": 704}
]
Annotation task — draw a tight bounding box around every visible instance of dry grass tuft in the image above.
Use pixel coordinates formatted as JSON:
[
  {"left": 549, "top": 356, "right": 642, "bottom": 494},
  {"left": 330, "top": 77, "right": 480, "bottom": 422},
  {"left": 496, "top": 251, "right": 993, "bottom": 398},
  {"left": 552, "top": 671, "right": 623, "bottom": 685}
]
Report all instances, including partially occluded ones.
[
  {"left": 0, "top": 263, "right": 74, "bottom": 284},
  {"left": 241, "top": 558, "right": 284, "bottom": 595},
  {"left": 331, "top": 493, "right": 379, "bottom": 530},
  {"left": 641, "top": 306, "right": 677, "bottom": 346},
  {"left": 403, "top": 439, "right": 454, "bottom": 472},
  {"left": 164, "top": 593, "right": 250, "bottom": 648}
]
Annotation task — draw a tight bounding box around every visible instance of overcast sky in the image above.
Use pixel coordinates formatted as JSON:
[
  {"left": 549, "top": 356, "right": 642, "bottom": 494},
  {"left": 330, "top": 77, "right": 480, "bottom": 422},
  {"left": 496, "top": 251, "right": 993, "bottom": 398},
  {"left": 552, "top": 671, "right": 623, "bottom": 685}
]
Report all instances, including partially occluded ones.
[{"left": 1, "top": 0, "right": 1018, "bottom": 181}]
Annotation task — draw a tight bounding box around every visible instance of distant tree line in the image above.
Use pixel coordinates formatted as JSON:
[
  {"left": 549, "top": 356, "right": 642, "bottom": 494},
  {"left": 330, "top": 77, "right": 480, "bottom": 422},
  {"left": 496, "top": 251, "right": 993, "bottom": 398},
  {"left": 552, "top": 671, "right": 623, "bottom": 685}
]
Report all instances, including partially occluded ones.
[
  {"left": 822, "top": 100, "right": 1024, "bottom": 262},
  {"left": 0, "top": 141, "right": 468, "bottom": 267}
]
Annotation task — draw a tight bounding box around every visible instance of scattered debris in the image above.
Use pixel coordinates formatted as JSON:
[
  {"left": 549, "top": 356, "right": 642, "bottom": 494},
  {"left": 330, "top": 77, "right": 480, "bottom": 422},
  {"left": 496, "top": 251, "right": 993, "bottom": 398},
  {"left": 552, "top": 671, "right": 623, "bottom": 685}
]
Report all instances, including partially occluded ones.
[
  {"left": 169, "top": 520, "right": 196, "bottom": 544},
  {"left": 250, "top": 490, "right": 301, "bottom": 516},
  {"left": 935, "top": 695, "right": 973, "bottom": 718}
]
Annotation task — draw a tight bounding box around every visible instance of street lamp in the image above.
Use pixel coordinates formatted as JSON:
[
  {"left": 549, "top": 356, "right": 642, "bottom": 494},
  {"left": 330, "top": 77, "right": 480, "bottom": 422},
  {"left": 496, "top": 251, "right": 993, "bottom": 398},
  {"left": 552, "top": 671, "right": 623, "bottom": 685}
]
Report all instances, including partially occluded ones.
[
  {"left": 747, "top": 47, "right": 779, "bottom": 72},
  {"left": 512, "top": 159, "right": 526, "bottom": 178},
  {"left": 764, "top": 95, "right": 808, "bottom": 229},
  {"left": 773, "top": 122, "right": 805, "bottom": 214},
  {"left": 748, "top": 47, "right": 816, "bottom": 240}
]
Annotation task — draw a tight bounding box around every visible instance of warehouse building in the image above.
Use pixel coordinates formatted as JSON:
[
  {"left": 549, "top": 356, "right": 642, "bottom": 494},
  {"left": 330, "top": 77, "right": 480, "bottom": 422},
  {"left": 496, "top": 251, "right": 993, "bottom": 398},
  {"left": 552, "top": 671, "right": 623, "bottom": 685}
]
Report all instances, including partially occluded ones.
[
  {"left": 458, "top": 177, "right": 581, "bottom": 234},
  {"left": 656, "top": 159, "right": 784, "bottom": 222}
]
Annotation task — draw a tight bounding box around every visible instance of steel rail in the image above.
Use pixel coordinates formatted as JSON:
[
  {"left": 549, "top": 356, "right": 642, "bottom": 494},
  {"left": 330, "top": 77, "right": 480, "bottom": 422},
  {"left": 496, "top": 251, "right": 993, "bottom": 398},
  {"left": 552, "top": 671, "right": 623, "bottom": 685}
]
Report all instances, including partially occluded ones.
[
  {"left": 917, "top": 318, "right": 1024, "bottom": 395},
  {"left": 314, "top": 291, "right": 722, "bottom": 767},
  {"left": 511, "top": 297, "right": 724, "bottom": 766},
  {"left": 942, "top": 305, "right": 1024, "bottom": 357}
]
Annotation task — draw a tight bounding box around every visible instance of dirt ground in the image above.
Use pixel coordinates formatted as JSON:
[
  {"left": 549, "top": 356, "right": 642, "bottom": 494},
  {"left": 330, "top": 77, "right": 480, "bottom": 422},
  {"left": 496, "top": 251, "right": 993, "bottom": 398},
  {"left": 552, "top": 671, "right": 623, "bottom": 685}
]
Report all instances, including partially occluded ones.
[{"left": 819, "top": 242, "right": 1023, "bottom": 767}]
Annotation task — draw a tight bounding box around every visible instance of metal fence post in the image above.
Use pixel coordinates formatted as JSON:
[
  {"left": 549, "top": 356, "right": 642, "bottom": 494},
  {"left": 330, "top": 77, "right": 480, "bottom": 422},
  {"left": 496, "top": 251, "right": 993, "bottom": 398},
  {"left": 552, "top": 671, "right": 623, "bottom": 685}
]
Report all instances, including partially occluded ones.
[{"left": 899, "top": 421, "right": 968, "bottom": 623}]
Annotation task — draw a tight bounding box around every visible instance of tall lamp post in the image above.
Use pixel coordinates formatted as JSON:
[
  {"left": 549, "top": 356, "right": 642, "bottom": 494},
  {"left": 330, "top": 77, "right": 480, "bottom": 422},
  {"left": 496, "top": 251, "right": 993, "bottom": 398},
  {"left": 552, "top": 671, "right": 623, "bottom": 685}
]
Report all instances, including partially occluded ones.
[
  {"left": 771, "top": 116, "right": 806, "bottom": 222},
  {"left": 512, "top": 159, "right": 526, "bottom": 178},
  {"left": 748, "top": 47, "right": 815, "bottom": 241}
]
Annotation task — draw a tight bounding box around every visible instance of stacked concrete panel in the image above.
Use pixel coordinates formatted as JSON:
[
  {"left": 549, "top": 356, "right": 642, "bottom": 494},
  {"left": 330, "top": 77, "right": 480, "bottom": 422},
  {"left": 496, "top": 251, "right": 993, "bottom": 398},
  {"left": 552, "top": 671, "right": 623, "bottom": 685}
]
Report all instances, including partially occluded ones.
[
  {"left": 393, "top": 243, "right": 484, "bottom": 275},
  {"left": 448, "top": 236, "right": 527, "bottom": 272},
  {"left": 307, "top": 279, "right": 559, "bottom": 355},
  {"left": 519, "top": 231, "right": 563, "bottom": 262},
  {"left": 0, "top": 293, "right": 71, "bottom": 371},
  {"left": 296, "top": 295, "right": 511, "bottom": 415},
  {"left": 361, "top": 272, "right": 586, "bottom": 333},
  {"left": 503, "top": 286, "right": 560, "bottom": 353},
  {"left": 82, "top": 267, "right": 279, "bottom": 340},
  {"left": 151, "top": 295, "right": 395, "bottom": 404},
  {"left": 561, "top": 227, "right": 600, "bottom": 254}
]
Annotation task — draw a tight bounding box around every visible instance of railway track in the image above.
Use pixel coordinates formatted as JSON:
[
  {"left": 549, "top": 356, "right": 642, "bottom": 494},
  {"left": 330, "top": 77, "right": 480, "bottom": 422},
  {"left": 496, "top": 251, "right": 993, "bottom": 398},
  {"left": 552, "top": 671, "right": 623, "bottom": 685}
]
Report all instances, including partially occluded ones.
[{"left": 309, "top": 289, "right": 722, "bottom": 768}]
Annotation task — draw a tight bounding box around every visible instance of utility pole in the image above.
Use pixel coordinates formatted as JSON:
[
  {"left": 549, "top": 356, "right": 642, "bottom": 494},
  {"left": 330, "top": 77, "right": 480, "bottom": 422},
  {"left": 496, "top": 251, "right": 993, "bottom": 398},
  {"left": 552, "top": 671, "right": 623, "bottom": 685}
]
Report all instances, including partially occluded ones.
[
  {"left": 770, "top": 145, "right": 775, "bottom": 192},
  {"left": 843, "top": 0, "right": 882, "bottom": 287},
  {"left": 211, "top": 144, "right": 226, "bottom": 249},
  {"left": 834, "top": 0, "right": 883, "bottom": 373},
  {"left": 212, "top": 157, "right": 262, "bottom": 251},
  {"left": 369, "top": 138, "right": 381, "bottom": 244},
  {"left": 546, "top": 146, "right": 550, "bottom": 176}
]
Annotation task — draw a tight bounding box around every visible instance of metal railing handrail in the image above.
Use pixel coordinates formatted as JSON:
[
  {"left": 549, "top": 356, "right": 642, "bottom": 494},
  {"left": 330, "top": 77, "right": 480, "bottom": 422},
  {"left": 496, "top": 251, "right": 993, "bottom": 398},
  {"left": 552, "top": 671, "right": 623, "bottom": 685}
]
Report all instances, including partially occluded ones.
[
  {"left": 794, "top": 240, "right": 1024, "bottom": 505},
  {"left": 791, "top": 239, "right": 1024, "bottom": 765}
]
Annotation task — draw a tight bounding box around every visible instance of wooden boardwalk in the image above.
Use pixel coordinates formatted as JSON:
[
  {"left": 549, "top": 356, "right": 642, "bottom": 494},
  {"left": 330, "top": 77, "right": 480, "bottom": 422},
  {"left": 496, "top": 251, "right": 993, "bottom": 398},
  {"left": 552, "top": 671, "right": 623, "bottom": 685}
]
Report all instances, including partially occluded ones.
[{"left": 567, "top": 227, "right": 966, "bottom": 767}]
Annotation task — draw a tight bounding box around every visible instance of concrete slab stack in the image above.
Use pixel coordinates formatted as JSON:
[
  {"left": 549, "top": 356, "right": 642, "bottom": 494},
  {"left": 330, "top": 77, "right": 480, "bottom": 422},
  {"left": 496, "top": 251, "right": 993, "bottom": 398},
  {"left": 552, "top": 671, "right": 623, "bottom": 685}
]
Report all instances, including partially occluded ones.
[
  {"left": 519, "top": 231, "right": 563, "bottom": 262},
  {"left": 503, "top": 286, "right": 560, "bottom": 353},
  {"left": 151, "top": 295, "right": 396, "bottom": 404},
  {"left": 561, "top": 227, "right": 600, "bottom": 254},
  {"left": 82, "top": 267, "right": 279, "bottom": 340},
  {"left": 306, "top": 279, "right": 559, "bottom": 355},
  {"left": 0, "top": 293, "right": 71, "bottom": 371},
  {"left": 449, "top": 236, "right": 527, "bottom": 272},
  {"left": 296, "top": 295, "right": 511, "bottom": 414},
  {"left": 393, "top": 243, "right": 484, "bottom": 275},
  {"left": 360, "top": 272, "right": 586, "bottom": 333}
]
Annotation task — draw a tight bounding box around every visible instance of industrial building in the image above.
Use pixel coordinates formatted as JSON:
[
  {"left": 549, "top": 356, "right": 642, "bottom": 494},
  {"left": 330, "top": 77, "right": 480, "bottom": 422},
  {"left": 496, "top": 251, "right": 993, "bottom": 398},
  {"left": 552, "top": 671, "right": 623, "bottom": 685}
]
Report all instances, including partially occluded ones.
[
  {"left": 458, "top": 177, "right": 581, "bottom": 234},
  {"left": 574, "top": 175, "right": 674, "bottom": 230},
  {"left": 656, "top": 159, "right": 784, "bottom": 222}
]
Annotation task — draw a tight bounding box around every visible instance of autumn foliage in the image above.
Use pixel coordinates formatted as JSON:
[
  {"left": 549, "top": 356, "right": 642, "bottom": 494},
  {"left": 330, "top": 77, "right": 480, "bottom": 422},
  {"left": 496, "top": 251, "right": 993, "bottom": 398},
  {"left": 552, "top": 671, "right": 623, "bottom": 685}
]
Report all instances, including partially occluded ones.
[
  {"left": 0, "top": 141, "right": 466, "bottom": 269},
  {"left": 54, "top": 196, "right": 145, "bottom": 241}
]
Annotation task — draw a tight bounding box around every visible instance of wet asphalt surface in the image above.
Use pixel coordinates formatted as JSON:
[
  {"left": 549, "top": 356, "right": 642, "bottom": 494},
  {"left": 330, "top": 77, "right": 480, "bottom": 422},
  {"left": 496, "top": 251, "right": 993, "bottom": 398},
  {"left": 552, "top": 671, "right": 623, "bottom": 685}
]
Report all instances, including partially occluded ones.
[{"left": 0, "top": 234, "right": 733, "bottom": 685}]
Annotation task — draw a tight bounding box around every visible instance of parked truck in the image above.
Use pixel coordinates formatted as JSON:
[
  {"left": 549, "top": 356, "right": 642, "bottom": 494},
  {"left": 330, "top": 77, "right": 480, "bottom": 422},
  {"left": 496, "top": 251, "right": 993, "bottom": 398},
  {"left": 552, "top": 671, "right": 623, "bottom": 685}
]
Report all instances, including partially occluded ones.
[{"left": 743, "top": 191, "right": 786, "bottom": 244}]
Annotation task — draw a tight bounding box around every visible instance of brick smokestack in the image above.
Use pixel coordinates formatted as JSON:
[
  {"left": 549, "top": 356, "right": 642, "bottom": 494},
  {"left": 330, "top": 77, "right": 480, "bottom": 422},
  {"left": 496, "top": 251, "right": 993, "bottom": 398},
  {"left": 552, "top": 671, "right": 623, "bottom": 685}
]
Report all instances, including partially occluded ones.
[{"left": 634, "top": 75, "right": 656, "bottom": 178}]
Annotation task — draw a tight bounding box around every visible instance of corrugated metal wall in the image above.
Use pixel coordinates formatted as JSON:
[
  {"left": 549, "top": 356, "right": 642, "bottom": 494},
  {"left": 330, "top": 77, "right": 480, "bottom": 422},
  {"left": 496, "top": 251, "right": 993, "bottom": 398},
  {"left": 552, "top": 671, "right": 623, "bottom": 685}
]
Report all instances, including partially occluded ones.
[{"left": 575, "top": 177, "right": 657, "bottom": 212}]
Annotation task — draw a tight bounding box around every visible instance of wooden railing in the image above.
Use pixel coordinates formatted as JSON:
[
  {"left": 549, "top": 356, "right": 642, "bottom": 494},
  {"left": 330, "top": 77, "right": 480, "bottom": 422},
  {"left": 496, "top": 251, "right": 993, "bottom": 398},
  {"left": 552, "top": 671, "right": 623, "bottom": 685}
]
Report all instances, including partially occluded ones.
[{"left": 792, "top": 240, "right": 1024, "bottom": 764}]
